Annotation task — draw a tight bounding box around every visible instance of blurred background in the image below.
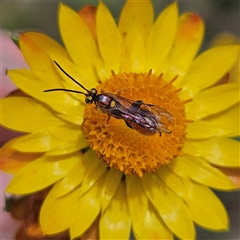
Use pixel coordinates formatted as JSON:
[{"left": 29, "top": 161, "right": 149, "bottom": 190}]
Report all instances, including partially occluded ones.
[
  {"left": 1, "top": 0, "right": 240, "bottom": 239},
  {"left": 1, "top": 0, "right": 239, "bottom": 50}
]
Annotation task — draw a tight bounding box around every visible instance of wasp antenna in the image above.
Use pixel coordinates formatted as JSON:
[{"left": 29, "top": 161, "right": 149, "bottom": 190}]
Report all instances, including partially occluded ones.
[
  {"left": 43, "top": 88, "right": 88, "bottom": 96},
  {"left": 53, "top": 61, "right": 89, "bottom": 93}
]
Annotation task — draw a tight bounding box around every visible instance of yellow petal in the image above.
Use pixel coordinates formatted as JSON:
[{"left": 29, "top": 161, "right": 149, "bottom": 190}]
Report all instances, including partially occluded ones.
[
  {"left": 53, "top": 57, "right": 98, "bottom": 92},
  {"left": 1, "top": 97, "right": 65, "bottom": 132},
  {"left": 163, "top": 13, "right": 204, "bottom": 82},
  {"left": 176, "top": 156, "right": 236, "bottom": 190},
  {"left": 45, "top": 139, "right": 87, "bottom": 156},
  {"left": 11, "top": 129, "right": 62, "bottom": 152},
  {"left": 34, "top": 71, "right": 85, "bottom": 118},
  {"left": 100, "top": 181, "right": 131, "bottom": 239},
  {"left": 6, "top": 153, "right": 79, "bottom": 194},
  {"left": 204, "top": 138, "right": 240, "bottom": 167},
  {"left": 119, "top": 0, "right": 153, "bottom": 56},
  {"left": 139, "top": 202, "right": 173, "bottom": 239},
  {"left": 184, "top": 179, "right": 229, "bottom": 230},
  {"left": 217, "top": 167, "right": 240, "bottom": 188},
  {"left": 186, "top": 83, "right": 239, "bottom": 120},
  {"left": 7, "top": 69, "right": 84, "bottom": 117},
  {"left": 48, "top": 124, "right": 83, "bottom": 142},
  {"left": 167, "top": 159, "right": 188, "bottom": 178},
  {"left": 0, "top": 139, "right": 42, "bottom": 174},
  {"left": 130, "top": 34, "right": 146, "bottom": 72},
  {"left": 56, "top": 113, "right": 83, "bottom": 125},
  {"left": 119, "top": 48, "right": 132, "bottom": 72},
  {"left": 229, "top": 53, "right": 240, "bottom": 84},
  {"left": 157, "top": 165, "right": 188, "bottom": 200},
  {"left": 183, "top": 137, "right": 240, "bottom": 167},
  {"left": 210, "top": 32, "right": 240, "bottom": 47},
  {"left": 70, "top": 175, "right": 104, "bottom": 239},
  {"left": 101, "top": 168, "right": 122, "bottom": 210},
  {"left": 81, "top": 219, "right": 98, "bottom": 240},
  {"left": 19, "top": 32, "right": 70, "bottom": 71},
  {"left": 181, "top": 45, "right": 240, "bottom": 98},
  {"left": 126, "top": 176, "right": 147, "bottom": 238},
  {"left": 59, "top": 4, "right": 105, "bottom": 81},
  {"left": 204, "top": 103, "right": 240, "bottom": 137},
  {"left": 186, "top": 120, "right": 234, "bottom": 139},
  {"left": 79, "top": 150, "right": 107, "bottom": 196},
  {"left": 78, "top": 5, "right": 97, "bottom": 40},
  {"left": 40, "top": 180, "right": 82, "bottom": 234},
  {"left": 141, "top": 173, "right": 195, "bottom": 239},
  {"left": 146, "top": 2, "right": 178, "bottom": 73},
  {"left": 55, "top": 151, "right": 91, "bottom": 197},
  {"left": 10, "top": 123, "right": 81, "bottom": 153},
  {"left": 96, "top": 1, "right": 122, "bottom": 72},
  {"left": 6, "top": 69, "right": 62, "bottom": 107}
]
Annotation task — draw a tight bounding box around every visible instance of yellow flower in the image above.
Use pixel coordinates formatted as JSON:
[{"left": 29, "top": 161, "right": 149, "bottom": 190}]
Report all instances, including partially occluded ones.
[{"left": 1, "top": 1, "right": 240, "bottom": 239}]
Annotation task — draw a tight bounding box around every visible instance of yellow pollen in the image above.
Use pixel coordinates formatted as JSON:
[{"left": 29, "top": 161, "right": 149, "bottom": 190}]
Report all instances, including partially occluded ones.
[
  {"left": 82, "top": 71, "right": 188, "bottom": 177},
  {"left": 110, "top": 100, "right": 116, "bottom": 108}
]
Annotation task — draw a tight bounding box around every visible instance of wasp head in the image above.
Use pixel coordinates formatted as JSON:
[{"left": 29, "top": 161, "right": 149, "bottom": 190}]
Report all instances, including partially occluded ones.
[{"left": 85, "top": 88, "right": 98, "bottom": 104}]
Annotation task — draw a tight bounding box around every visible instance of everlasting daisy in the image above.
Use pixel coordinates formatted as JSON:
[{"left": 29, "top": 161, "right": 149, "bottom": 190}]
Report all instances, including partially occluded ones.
[{"left": 1, "top": 1, "right": 240, "bottom": 239}]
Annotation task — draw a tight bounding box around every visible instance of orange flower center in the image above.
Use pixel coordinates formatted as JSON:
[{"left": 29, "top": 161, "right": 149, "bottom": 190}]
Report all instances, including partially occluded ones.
[{"left": 82, "top": 71, "right": 188, "bottom": 176}]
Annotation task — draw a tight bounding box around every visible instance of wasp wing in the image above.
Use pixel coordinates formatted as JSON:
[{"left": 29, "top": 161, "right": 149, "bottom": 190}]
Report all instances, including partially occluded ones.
[
  {"left": 135, "top": 102, "right": 173, "bottom": 120},
  {"left": 135, "top": 103, "right": 173, "bottom": 134},
  {"left": 105, "top": 93, "right": 173, "bottom": 134}
]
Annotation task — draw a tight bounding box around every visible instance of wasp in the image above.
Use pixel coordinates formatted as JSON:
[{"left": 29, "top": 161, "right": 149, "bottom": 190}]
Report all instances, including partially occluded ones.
[{"left": 44, "top": 61, "right": 174, "bottom": 136}]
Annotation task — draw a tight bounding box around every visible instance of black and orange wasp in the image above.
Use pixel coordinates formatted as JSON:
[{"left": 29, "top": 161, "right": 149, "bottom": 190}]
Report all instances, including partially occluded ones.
[{"left": 44, "top": 61, "right": 174, "bottom": 136}]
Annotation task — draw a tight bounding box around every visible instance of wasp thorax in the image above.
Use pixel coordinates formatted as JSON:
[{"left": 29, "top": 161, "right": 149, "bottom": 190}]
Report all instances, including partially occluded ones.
[{"left": 95, "top": 94, "right": 113, "bottom": 108}]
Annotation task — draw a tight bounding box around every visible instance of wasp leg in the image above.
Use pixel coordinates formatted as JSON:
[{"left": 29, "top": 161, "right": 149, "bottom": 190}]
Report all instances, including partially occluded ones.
[
  {"left": 129, "top": 100, "right": 143, "bottom": 113},
  {"left": 125, "top": 121, "right": 133, "bottom": 129},
  {"left": 132, "top": 100, "right": 143, "bottom": 108}
]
